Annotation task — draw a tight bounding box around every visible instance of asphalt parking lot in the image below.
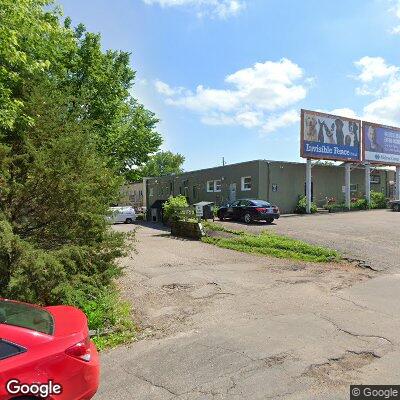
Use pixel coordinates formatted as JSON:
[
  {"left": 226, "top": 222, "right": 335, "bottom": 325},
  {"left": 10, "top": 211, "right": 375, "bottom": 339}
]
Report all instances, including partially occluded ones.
[
  {"left": 216, "top": 209, "right": 400, "bottom": 271},
  {"left": 96, "top": 211, "right": 400, "bottom": 400}
]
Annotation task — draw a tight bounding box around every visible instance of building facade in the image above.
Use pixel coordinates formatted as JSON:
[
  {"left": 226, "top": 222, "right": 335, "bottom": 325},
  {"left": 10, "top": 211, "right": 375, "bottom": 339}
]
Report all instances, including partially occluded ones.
[
  {"left": 119, "top": 182, "right": 145, "bottom": 210},
  {"left": 145, "top": 160, "right": 395, "bottom": 214}
]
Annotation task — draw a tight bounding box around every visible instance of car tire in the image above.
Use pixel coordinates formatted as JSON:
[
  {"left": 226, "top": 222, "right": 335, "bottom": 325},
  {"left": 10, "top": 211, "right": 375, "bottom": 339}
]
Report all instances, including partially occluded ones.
[
  {"left": 265, "top": 218, "right": 274, "bottom": 224},
  {"left": 218, "top": 213, "right": 225, "bottom": 221},
  {"left": 125, "top": 218, "right": 133, "bottom": 224},
  {"left": 243, "top": 213, "right": 252, "bottom": 224},
  {"left": 394, "top": 204, "right": 400, "bottom": 212}
]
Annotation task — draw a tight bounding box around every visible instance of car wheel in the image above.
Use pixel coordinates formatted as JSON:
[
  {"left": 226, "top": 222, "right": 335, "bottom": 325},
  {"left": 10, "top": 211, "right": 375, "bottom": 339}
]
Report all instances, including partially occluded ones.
[
  {"left": 394, "top": 204, "right": 400, "bottom": 212},
  {"left": 125, "top": 218, "right": 133, "bottom": 224},
  {"left": 243, "top": 213, "right": 252, "bottom": 224},
  {"left": 219, "top": 215, "right": 224, "bottom": 221},
  {"left": 265, "top": 218, "right": 274, "bottom": 224}
]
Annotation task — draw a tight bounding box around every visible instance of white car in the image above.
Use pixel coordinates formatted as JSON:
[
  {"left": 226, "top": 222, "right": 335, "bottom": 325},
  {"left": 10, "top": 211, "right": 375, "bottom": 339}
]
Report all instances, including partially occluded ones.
[{"left": 107, "top": 206, "right": 136, "bottom": 224}]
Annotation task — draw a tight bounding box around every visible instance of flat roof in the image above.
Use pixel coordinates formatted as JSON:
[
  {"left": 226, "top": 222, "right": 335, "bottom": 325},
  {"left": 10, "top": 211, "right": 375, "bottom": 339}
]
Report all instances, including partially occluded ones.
[{"left": 145, "top": 159, "right": 394, "bottom": 181}]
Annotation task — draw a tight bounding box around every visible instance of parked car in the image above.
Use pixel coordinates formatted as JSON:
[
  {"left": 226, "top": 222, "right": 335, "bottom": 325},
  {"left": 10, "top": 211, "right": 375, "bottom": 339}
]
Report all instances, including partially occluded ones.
[
  {"left": 107, "top": 206, "right": 136, "bottom": 224},
  {"left": 217, "top": 199, "right": 280, "bottom": 224},
  {"left": 0, "top": 299, "right": 99, "bottom": 400},
  {"left": 389, "top": 200, "right": 400, "bottom": 212}
]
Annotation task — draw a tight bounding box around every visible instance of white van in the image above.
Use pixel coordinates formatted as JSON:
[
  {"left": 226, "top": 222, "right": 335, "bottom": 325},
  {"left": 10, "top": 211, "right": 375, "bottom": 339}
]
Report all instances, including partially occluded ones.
[{"left": 107, "top": 206, "right": 136, "bottom": 224}]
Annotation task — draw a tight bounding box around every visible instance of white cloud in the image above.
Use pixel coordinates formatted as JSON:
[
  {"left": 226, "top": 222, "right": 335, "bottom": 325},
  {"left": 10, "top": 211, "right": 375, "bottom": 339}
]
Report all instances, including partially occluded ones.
[
  {"left": 261, "top": 110, "right": 299, "bottom": 135},
  {"left": 327, "top": 108, "right": 360, "bottom": 119},
  {"left": 156, "top": 58, "right": 309, "bottom": 133},
  {"left": 389, "top": 0, "right": 400, "bottom": 34},
  {"left": 354, "top": 56, "right": 398, "bottom": 82},
  {"left": 142, "top": 0, "right": 246, "bottom": 19},
  {"left": 351, "top": 56, "right": 400, "bottom": 126}
]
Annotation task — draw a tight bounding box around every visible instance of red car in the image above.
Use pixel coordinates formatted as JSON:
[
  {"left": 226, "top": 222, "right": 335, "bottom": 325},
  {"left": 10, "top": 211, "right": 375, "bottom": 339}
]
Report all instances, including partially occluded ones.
[{"left": 0, "top": 299, "right": 99, "bottom": 400}]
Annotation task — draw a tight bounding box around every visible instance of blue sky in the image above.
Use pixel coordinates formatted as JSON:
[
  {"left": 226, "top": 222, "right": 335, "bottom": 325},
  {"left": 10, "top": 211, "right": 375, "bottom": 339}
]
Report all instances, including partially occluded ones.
[{"left": 59, "top": 0, "right": 400, "bottom": 171}]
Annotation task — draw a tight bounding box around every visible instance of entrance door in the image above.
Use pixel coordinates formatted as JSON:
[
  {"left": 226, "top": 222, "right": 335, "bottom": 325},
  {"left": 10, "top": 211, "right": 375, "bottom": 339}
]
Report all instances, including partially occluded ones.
[{"left": 229, "top": 183, "right": 237, "bottom": 203}]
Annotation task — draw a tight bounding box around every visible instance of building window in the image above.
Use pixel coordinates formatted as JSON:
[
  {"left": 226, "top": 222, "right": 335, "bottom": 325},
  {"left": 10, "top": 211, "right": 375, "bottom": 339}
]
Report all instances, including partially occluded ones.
[
  {"left": 350, "top": 184, "right": 358, "bottom": 192},
  {"left": 149, "top": 188, "right": 154, "bottom": 197},
  {"left": 184, "top": 187, "right": 189, "bottom": 197},
  {"left": 169, "top": 181, "right": 173, "bottom": 194},
  {"left": 241, "top": 176, "right": 252, "bottom": 191},
  {"left": 214, "top": 180, "right": 221, "bottom": 192},
  {"left": 207, "top": 181, "right": 214, "bottom": 192},
  {"left": 370, "top": 175, "right": 381, "bottom": 184},
  {"left": 193, "top": 186, "right": 197, "bottom": 199}
]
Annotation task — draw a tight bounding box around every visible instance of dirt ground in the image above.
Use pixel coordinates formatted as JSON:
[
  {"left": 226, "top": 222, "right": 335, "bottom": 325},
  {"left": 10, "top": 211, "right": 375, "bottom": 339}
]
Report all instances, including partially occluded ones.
[{"left": 95, "top": 213, "right": 400, "bottom": 400}]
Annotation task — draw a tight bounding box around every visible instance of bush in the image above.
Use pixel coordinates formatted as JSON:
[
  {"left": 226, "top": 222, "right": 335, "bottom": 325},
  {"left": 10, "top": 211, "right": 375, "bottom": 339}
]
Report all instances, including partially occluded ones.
[
  {"left": 351, "top": 198, "right": 368, "bottom": 210},
  {"left": 371, "top": 191, "right": 387, "bottom": 209},
  {"left": 163, "top": 195, "right": 195, "bottom": 222},
  {"left": 80, "top": 289, "right": 135, "bottom": 351},
  {"left": 294, "top": 195, "right": 317, "bottom": 214}
]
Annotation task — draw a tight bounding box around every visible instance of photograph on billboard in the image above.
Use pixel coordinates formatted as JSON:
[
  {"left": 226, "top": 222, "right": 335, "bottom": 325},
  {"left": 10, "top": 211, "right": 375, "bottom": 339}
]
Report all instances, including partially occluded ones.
[
  {"left": 363, "top": 122, "right": 400, "bottom": 165},
  {"left": 300, "top": 109, "right": 361, "bottom": 161}
]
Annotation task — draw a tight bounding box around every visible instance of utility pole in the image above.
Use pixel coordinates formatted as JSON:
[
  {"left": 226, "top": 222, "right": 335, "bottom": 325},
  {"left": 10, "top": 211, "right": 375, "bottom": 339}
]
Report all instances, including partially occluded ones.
[
  {"left": 222, "top": 157, "right": 226, "bottom": 166},
  {"left": 365, "top": 163, "right": 371, "bottom": 207},
  {"left": 306, "top": 159, "right": 312, "bottom": 214},
  {"left": 345, "top": 163, "right": 351, "bottom": 210}
]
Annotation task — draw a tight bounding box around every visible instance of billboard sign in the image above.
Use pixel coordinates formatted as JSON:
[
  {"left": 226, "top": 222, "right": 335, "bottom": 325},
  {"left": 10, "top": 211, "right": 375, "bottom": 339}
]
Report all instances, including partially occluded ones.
[
  {"left": 300, "top": 109, "right": 361, "bottom": 162},
  {"left": 363, "top": 122, "right": 400, "bottom": 165}
]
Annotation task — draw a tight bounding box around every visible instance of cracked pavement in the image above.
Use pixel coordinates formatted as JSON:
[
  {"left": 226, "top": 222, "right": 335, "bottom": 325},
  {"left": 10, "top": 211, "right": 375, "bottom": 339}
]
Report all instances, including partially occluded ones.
[{"left": 95, "top": 211, "right": 400, "bottom": 400}]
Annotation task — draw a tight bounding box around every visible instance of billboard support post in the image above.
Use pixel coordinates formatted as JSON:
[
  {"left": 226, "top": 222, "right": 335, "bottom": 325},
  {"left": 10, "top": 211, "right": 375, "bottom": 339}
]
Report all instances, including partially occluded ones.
[
  {"left": 396, "top": 166, "right": 400, "bottom": 201},
  {"left": 364, "top": 164, "right": 371, "bottom": 206},
  {"left": 345, "top": 163, "right": 351, "bottom": 210},
  {"left": 306, "top": 159, "right": 312, "bottom": 214}
]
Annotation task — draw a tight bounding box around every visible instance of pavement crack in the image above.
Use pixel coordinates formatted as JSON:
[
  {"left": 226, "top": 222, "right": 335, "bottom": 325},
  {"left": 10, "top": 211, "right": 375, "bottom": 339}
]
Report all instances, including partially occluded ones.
[
  {"left": 316, "top": 313, "right": 393, "bottom": 345},
  {"left": 122, "top": 368, "right": 178, "bottom": 396}
]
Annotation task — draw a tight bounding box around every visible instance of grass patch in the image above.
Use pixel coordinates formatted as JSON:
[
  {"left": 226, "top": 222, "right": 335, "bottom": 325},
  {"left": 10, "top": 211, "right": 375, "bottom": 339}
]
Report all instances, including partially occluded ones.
[
  {"left": 81, "top": 289, "right": 135, "bottom": 351},
  {"left": 203, "top": 221, "right": 245, "bottom": 236},
  {"left": 202, "top": 225, "right": 340, "bottom": 263}
]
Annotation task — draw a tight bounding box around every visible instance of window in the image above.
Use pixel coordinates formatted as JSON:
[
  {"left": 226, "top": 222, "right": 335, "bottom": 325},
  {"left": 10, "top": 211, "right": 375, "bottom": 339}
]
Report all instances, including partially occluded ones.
[
  {"left": 350, "top": 184, "right": 358, "bottom": 192},
  {"left": 251, "top": 200, "right": 271, "bottom": 207},
  {"left": 184, "top": 187, "right": 189, "bottom": 197},
  {"left": 193, "top": 186, "right": 197, "bottom": 199},
  {"left": 371, "top": 175, "right": 381, "bottom": 184},
  {"left": 241, "top": 176, "right": 252, "bottom": 191},
  {"left": 0, "top": 300, "right": 54, "bottom": 335},
  {"left": 207, "top": 180, "right": 221, "bottom": 192},
  {"left": 149, "top": 188, "right": 154, "bottom": 196}
]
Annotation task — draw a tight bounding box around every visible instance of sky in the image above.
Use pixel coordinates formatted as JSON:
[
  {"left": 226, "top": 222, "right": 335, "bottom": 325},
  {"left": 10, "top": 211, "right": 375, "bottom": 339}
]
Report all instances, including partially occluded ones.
[{"left": 58, "top": 0, "right": 400, "bottom": 171}]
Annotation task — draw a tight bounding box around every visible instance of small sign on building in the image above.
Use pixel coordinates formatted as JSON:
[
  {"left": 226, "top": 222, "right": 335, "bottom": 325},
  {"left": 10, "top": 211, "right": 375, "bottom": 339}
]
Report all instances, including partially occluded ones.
[{"left": 272, "top": 184, "right": 278, "bottom": 192}]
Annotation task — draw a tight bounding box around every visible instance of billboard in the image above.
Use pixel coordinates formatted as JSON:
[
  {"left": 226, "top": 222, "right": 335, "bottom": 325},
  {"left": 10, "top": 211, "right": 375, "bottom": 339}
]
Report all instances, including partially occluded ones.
[
  {"left": 300, "top": 109, "right": 361, "bottom": 162},
  {"left": 363, "top": 122, "right": 400, "bottom": 165}
]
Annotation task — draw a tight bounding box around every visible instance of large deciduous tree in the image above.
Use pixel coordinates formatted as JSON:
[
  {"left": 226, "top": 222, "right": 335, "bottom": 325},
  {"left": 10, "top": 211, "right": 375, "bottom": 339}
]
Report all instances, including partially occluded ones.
[
  {"left": 132, "top": 151, "right": 185, "bottom": 181},
  {"left": 0, "top": 0, "right": 161, "bottom": 305}
]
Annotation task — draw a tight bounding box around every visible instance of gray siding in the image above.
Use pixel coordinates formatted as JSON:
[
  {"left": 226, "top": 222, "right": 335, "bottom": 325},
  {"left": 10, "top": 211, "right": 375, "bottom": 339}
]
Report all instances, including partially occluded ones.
[{"left": 146, "top": 160, "right": 395, "bottom": 214}]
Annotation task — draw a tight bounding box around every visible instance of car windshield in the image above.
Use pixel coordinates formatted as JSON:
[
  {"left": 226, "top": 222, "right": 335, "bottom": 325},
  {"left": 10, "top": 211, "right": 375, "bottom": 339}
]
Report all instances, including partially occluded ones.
[
  {"left": 251, "top": 200, "right": 271, "bottom": 207},
  {"left": 0, "top": 300, "right": 54, "bottom": 335}
]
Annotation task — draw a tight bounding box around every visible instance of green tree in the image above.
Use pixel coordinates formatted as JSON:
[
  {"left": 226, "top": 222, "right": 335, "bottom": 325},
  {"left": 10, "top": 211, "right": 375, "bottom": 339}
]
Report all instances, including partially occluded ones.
[
  {"left": 133, "top": 151, "right": 185, "bottom": 180},
  {"left": 62, "top": 25, "right": 162, "bottom": 177},
  {"left": 0, "top": 0, "right": 158, "bottom": 312}
]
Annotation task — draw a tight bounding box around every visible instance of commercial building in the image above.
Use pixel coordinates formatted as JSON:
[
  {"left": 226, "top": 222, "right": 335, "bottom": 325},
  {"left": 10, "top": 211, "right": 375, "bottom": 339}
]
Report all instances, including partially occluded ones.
[
  {"left": 119, "top": 182, "right": 145, "bottom": 210},
  {"left": 144, "top": 159, "right": 395, "bottom": 216}
]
